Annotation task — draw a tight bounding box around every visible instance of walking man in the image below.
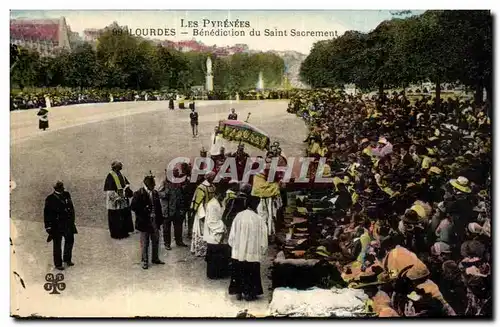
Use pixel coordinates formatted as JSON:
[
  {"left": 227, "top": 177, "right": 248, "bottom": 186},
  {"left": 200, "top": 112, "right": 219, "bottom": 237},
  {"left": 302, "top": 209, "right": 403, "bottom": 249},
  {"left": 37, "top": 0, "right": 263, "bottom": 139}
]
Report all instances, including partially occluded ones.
[
  {"left": 131, "top": 172, "right": 165, "bottom": 269},
  {"left": 190, "top": 107, "right": 199, "bottom": 138},
  {"left": 44, "top": 181, "right": 77, "bottom": 270}
]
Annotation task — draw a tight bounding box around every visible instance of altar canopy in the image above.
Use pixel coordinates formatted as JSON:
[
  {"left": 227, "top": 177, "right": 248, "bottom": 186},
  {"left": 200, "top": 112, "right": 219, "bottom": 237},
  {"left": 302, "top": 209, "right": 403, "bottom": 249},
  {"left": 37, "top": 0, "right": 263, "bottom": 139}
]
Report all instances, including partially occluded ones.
[{"left": 217, "top": 120, "right": 271, "bottom": 151}]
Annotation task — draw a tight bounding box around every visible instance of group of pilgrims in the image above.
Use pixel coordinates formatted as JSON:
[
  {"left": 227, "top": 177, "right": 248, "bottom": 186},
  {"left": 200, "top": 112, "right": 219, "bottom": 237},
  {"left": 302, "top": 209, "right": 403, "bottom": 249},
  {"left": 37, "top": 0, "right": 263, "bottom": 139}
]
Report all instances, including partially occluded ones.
[
  {"left": 286, "top": 89, "right": 491, "bottom": 317},
  {"left": 102, "top": 107, "right": 282, "bottom": 301},
  {"left": 43, "top": 86, "right": 492, "bottom": 314}
]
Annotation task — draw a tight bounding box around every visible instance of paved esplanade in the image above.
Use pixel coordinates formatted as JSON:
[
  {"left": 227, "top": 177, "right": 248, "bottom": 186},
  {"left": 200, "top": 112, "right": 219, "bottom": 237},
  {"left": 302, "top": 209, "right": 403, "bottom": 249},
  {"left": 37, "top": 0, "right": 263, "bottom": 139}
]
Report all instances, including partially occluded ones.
[{"left": 10, "top": 100, "right": 307, "bottom": 317}]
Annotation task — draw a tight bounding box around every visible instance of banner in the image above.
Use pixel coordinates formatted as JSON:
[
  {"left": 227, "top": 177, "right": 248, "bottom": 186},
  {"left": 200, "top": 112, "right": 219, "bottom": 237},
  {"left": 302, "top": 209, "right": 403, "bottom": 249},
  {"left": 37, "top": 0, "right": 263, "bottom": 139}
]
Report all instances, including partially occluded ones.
[{"left": 218, "top": 121, "right": 270, "bottom": 150}]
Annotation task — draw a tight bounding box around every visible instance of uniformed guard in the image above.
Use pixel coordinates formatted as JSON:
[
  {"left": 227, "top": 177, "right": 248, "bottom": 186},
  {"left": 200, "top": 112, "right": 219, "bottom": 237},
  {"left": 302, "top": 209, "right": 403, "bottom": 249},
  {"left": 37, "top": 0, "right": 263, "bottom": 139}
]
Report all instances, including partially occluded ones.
[
  {"left": 190, "top": 107, "right": 199, "bottom": 137},
  {"left": 228, "top": 108, "right": 238, "bottom": 120}
]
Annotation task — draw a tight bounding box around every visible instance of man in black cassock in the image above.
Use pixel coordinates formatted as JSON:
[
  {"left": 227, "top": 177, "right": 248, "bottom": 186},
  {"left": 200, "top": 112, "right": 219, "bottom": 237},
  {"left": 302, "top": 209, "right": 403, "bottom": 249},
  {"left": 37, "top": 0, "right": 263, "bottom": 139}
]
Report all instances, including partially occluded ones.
[
  {"left": 103, "top": 161, "right": 134, "bottom": 239},
  {"left": 44, "top": 181, "right": 77, "bottom": 270},
  {"left": 169, "top": 97, "right": 174, "bottom": 110}
]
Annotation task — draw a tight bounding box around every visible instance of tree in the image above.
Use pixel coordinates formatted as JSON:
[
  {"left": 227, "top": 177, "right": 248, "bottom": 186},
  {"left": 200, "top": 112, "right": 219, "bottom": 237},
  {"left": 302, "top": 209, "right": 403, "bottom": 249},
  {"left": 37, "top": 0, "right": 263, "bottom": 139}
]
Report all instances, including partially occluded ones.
[
  {"left": 438, "top": 10, "right": 492, "bottom": 105},
  {"left": 67, "top": 43, "right": 98, "bottom": 89},
  {"left": 10, "top": 47, "right": 40, "bottom": 89}
]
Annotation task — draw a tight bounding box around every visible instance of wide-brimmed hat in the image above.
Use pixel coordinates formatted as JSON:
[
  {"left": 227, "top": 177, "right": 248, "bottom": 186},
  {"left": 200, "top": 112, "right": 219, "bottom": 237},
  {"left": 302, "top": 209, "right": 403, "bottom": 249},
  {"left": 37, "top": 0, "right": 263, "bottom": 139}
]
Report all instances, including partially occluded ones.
[
  {"left": 378, "top": 137, "right": 388, "bottom": 145},
  {"left": 316, "top": 246, "right": 330, "bottom": 257},
  {"left": 428, "top": 166, "right": 442, "bottom": 175},
  {"left": 450, "top": 176, "right": 471, "bottom": 193},
  {"left": 407, "top": 291, "right": 423, "bottom": 302},
  {"left": 402, "top": 210, "right": 420, "bottom": 224}
]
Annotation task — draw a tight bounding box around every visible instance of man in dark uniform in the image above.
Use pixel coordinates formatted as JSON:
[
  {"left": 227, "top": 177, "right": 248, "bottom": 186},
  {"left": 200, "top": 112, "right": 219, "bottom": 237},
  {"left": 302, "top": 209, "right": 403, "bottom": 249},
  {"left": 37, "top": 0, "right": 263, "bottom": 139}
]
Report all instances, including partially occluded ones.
[
  {"left": 169, "top": 97, "right": 175, "bottom": 110},
  {"left": 44, "top": 181, "right": 77, "bottom": 270},
  {"left": 190, "top": 107, "right": 199, "bottom": 138},
  {"left": 228, "top": 108, "right": 238, "bottom": 120},
  {"left": 131, "top": 172, "right": 165, "bottom": 269}
]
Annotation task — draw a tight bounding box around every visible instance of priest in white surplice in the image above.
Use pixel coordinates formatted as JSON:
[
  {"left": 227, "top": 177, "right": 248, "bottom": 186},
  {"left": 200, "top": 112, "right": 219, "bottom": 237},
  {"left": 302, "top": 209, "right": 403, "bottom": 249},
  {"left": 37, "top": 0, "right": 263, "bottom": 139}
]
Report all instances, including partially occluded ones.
[
  {"left": 228, "top": 194, "right": 268, "bottom": 301},
  {"left": 203, "top": 182, "right": 230, "bottom": 279}
]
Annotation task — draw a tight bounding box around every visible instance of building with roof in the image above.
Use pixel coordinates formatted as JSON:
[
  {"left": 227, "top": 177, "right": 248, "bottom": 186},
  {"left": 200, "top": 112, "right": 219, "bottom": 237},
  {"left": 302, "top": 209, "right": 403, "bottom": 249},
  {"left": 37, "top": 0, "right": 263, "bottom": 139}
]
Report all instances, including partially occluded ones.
[
  {"left": 83, "top": 28, "right": 103, "bottom": 43},
  {"left": 10, "top": 17, "right": 72, "bottom": 56}
]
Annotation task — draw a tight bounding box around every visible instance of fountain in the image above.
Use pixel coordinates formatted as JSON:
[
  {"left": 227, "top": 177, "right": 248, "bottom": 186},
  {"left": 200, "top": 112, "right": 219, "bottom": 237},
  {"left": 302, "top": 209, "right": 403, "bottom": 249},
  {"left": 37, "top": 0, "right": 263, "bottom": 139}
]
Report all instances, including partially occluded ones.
[{"left": 256, "top": 71, "right": 264, "bottom": 90}]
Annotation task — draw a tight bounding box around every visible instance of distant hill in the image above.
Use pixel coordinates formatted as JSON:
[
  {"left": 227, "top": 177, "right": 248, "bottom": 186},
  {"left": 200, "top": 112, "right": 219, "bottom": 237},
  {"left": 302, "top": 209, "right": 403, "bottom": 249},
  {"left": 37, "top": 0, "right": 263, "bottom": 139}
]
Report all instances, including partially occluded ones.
[{"left": 269, "top": 50, "right": 309, "bottom": 89}]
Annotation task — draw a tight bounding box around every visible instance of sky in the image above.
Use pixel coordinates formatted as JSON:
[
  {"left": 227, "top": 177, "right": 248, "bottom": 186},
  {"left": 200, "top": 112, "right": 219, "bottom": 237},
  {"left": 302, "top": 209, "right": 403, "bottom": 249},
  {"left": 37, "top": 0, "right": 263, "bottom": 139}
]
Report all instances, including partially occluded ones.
[{"left": 10, "top": 10, "right": 423, "bottom": 54}]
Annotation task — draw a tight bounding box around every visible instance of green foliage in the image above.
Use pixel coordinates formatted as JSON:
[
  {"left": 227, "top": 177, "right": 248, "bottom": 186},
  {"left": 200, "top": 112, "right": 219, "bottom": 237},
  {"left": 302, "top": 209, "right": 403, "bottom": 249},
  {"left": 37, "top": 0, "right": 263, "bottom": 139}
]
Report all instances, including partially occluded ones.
[
  {"left": 10, "top": 22, "right": 285, "bottom": 93},
  {"left": 299, "top": 10, "right": 492, "bottom": 103}
]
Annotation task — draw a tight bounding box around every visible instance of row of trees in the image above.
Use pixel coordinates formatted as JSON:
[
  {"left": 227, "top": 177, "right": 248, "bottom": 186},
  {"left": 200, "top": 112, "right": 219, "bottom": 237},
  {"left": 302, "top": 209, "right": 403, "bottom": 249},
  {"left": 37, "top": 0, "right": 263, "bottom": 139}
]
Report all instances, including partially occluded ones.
[
  {"left": 300, "top": 10, "right": 492, "bottom": 106},
  {"left": 10, "top": 23, "right": 285, "bottom": 93}
]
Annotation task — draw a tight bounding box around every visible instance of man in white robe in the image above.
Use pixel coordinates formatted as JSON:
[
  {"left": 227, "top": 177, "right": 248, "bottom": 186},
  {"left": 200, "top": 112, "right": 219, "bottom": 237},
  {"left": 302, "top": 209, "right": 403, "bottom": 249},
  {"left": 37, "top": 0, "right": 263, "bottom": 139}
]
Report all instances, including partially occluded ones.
[
  {"left": 203, "top": 183, "right": 230, "bottom": 279},
  {"left": 228, "top": 196, "right": 268, "bottom": 301}
]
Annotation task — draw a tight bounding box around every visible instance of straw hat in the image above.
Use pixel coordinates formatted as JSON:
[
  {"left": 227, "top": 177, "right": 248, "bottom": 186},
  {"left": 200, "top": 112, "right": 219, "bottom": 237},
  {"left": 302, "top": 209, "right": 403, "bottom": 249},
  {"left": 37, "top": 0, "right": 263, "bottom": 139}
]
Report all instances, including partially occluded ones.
[
  {"left": 407, "top": 291, "right": 423, "bottom": 302},
  {"left": 449, "top": 176, "right": 471, "bottom": 193},
  {"left": 316, "top": 246, "right": 330, "bottom": 257},
  {"left": 378, "top": 137, "right": 388, "bottom": 145},
  {"left": 428, "top": 166, "right": 442, "bottom": 175}
]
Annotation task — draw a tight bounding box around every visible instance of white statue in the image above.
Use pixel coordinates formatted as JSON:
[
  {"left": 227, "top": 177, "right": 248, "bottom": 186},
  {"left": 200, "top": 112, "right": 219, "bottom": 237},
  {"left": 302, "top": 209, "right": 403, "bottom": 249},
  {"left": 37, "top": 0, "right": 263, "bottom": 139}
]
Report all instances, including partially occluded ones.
[
  {"left": 206, "top": 56, "right": 214, "bottom": 92},
  {"left": 206, "top": 57, "right": 212, "bottom": 75}
]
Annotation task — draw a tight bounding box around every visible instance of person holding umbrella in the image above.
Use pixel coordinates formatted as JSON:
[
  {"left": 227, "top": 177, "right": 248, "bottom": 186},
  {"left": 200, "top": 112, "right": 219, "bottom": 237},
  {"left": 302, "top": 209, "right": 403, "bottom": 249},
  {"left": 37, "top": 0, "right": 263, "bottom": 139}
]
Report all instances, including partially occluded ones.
[{"left": 37, "top": 106, "right": 49, "bottom": 131}]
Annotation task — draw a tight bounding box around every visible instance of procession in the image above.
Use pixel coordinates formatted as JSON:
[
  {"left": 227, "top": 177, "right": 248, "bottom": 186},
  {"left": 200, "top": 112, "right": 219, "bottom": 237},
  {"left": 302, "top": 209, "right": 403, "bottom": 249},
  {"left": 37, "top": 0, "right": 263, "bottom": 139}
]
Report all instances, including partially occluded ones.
[
  {"left": 10, "top": 9, "right": 492, "bottom": 319},
  {"left": 34, "top": 85, "right": 492, "bottom": 317}
]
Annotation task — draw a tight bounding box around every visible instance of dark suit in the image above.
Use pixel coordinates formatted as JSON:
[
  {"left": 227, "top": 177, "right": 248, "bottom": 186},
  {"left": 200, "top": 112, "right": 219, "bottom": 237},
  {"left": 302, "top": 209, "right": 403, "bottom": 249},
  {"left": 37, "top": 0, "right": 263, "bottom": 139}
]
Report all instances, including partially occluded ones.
[
  {"left": 158, "top": 182, "right": 185, "bottom": 246},
  {"left": 44, "top": 191, "right": 77, "bottom": 267},
  {"left": 131, "top": 187, "right": 164, "bottom": 263}
]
